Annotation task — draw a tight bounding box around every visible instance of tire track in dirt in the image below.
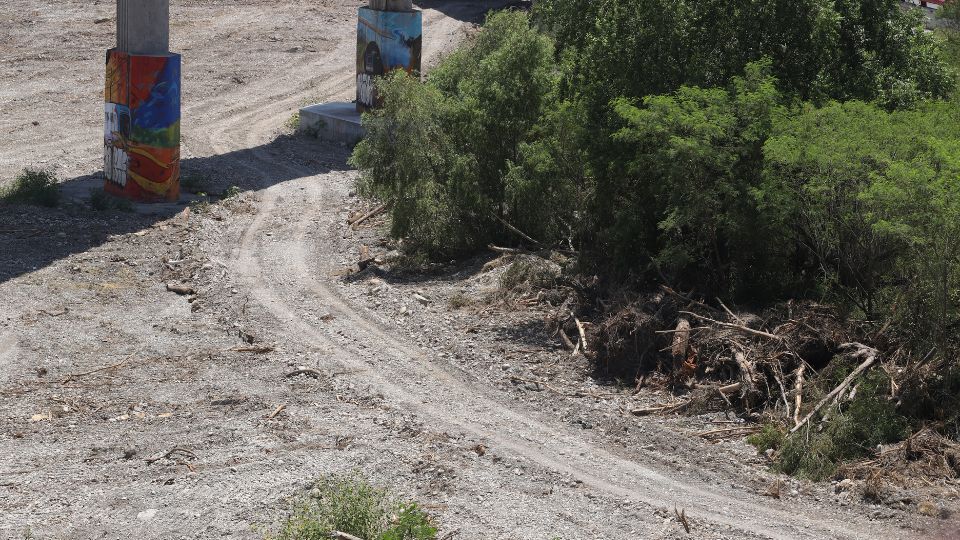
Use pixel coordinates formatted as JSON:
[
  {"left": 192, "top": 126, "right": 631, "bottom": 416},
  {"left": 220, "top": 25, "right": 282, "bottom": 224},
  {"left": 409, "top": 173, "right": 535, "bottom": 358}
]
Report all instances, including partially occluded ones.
[
  {"left": 222, "top": 143, "right": 907, "bottom": 540},
  {"left": 189, "top": 5, "right": 907, "bottom": 540}
]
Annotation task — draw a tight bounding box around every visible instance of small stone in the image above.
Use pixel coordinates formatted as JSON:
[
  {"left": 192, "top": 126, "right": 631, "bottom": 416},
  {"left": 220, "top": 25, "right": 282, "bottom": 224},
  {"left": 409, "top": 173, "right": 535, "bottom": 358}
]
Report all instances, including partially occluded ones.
[{"left": 137, "top": 509, "right": 158, "bottom": 522}]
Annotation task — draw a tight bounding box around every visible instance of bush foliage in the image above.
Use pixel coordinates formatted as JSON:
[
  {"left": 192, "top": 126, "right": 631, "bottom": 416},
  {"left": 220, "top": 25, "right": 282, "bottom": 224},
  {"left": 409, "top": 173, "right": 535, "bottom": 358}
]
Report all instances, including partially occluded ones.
[
  {"left": 350, "top": 7, "right": 959, "bottom": 354},
  {"left": 1, "top": 168, "right": 60, "bottom": 207},
  {"left": 269, "top": 474, "right": 436, "bottom": 540}
]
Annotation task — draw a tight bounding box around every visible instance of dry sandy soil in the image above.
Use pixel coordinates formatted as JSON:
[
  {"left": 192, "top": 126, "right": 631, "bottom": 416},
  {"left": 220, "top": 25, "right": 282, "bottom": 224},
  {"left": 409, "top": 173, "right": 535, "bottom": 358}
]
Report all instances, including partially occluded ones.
[{"left": 1, "top": 1, "right": 959, "bottom": 539}]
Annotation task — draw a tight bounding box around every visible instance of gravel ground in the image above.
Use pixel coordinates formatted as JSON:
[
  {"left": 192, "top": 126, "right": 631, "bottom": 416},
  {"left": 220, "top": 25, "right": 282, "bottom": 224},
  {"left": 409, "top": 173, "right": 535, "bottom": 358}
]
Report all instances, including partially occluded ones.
[{"left": 1, "top": 1, "right": 957, "bottom": 539}]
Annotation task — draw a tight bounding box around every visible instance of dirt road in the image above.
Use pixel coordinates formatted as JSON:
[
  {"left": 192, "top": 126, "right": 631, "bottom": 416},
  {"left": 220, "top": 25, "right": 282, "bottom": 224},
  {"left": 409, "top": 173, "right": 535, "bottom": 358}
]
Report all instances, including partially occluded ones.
[{"left": 0, "top": 1, "right": 948, "bottom": 538}]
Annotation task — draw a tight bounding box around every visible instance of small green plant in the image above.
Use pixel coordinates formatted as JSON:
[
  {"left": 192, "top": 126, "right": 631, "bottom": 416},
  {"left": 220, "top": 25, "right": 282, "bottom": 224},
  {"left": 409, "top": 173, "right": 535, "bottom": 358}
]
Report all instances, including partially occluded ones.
[
  {"left": 1, "top": 168, "right": 60, "bottom": 207},
  {"left": 222, "top": 185, "right": 242, "bottom": 199},
  {"left": 286, "top": 111, "right": 301, "bottom": 130},
  {"left": 269, "top": 474, "right": 437, "bottom": 540},
  {"left": 190, "top": 199, "right": 212, "bottom": 213},
  {"left": 89, "top": 188, "right": 133, "bottom": 212},
  {"left": 747, "top": 423, "right": 785, "bottom": 453}
]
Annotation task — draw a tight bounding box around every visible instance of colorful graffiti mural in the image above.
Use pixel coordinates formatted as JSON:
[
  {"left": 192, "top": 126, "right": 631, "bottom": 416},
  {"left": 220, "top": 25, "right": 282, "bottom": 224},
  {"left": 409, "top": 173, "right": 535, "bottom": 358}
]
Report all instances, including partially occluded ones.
[
  {"left": 104, "top": 50, "right": 181, "bottom": 202},
  {"left": 356, "top": 7, "right": 422, "bottom": 111}
]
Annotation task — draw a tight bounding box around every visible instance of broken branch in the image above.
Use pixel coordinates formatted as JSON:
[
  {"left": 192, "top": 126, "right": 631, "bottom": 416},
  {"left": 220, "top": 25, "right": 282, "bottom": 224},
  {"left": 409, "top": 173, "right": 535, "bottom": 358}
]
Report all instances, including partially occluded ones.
[
  {"left": 490, "top": 213, "right": 543, "bottom": 247},
  {"left": 679, "top": 311, "right": 782, "bottom": 341},
  {"left": 349, "top": 203, "right": 389, "bottom": 228},
  {"left": 790, "top": 343, "right": 878, "bottom": 434}
]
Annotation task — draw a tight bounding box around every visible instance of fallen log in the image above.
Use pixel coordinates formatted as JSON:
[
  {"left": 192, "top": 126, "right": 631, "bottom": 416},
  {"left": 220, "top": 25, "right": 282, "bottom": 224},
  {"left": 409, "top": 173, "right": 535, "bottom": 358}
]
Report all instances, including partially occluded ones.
[{"left": 349, "top": 203, "right": 389, "bottom": 228}]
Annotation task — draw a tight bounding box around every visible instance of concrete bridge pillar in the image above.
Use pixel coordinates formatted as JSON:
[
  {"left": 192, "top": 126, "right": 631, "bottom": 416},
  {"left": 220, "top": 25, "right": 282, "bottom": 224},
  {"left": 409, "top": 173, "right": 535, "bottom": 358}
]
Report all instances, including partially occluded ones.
[
  {"left": 357, "top": 0, "right": 422, "bottom": 111},
  {"left": 104, "top": 0, "right": 181, "bottom": 203},
  {"left": 117, "top": 0, "right": 170, "bottom": 55}
]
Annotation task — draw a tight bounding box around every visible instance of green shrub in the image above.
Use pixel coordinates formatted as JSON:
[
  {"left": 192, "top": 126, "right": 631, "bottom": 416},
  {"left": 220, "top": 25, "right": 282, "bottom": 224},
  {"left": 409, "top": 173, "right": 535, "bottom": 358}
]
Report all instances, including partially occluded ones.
[
  {"left": 777, "top": 369, "right": 908, "bottom": 480},
  {"left": 1, "top": 168, "right": 60, "bottom": 207},
  {"left": 535, "top": 0, "right": 954, "bottom": 107},
  {"left": 350, "top": 10, "right": 559, "bottom": 258},
  {"left": 601, "top": 60, "right": 795, "bottom": 300},
  {"left": 222, "top": 185, "right": 242, "bottom": 199},
  {"left": 763, "top": 100, "right": 960, "bottom": 349},
  {"left": 269, "top": 474, "right": 436, "bottom": 540},
  {"left": 748, "top": 424, "right": 785, "bottom": 453}
]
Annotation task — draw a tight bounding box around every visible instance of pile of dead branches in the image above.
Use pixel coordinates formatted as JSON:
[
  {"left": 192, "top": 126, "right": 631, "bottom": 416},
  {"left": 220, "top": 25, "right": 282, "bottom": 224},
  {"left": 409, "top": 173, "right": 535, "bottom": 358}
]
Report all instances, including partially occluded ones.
[
  {"left": 579, "top": 285, "right": 871, "bottom": 425},
  {"left": 840, "top": 428, "right": 960, "bottom": 488}
]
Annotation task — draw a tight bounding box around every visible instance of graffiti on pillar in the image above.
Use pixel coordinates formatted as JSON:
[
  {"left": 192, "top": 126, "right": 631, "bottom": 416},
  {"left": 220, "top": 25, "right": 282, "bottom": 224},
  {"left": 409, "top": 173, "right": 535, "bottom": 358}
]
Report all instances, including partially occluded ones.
[
  {"left": 356, "top": 7, "right": 422, "bottom": 111},
  {"left": 104, "top": 49, "right": 181, "bottom": 202}
]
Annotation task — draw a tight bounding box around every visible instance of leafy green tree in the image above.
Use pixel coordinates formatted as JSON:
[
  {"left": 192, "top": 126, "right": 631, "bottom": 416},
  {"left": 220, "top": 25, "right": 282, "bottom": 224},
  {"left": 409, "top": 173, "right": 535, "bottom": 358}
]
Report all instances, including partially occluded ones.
[
  {"left": 350, "top": 10, "right": 559, "bottom": 257},
  {"left": 599, "top": 60, "right": 792, "bottom": 298},
  {"left": 534, "top": 0, "right": 954, "bottom": 107},
  {"left": 763, "top": 100, "right": 960, "bottom": 346}
]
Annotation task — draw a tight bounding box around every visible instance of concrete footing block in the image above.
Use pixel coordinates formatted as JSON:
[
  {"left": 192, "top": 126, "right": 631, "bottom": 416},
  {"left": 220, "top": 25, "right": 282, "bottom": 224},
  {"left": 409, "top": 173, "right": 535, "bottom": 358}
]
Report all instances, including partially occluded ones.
[{"left": 299, "top": 102, "right": 365, "bottom": 145}]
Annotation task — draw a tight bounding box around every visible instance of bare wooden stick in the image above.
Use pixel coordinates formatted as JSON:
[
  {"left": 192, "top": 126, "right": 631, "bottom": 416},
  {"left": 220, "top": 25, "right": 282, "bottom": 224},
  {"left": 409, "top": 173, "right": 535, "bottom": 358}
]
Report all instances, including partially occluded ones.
[
  {"left": 674, "top": 506, "right": 691, "bottom": 534},
  {"left": 718, "top": 382, "right": 742, "bottom": 395},
  {"left": 717, "top": 298, "right": 745, "bottom": 325},
  {"left": 62, "top": 349, "right": 141, "bottom": 384},
  {"left": 488, "top": 244, "right": 524, "bottom": 254},
  {"left": 558, "top": 328, "right": 576, "bottom": 351},
  {"left": 231, "top": 345, "right": 275, "bottom": 353},
  {"left": 630, "top": 401, "right": 690, "bottom": 416},
  {"left": 490, "top": 213, "right": 543, "bottom": 247},
  {"left": 145, "top": 447, "right": 197, "bottom": 464},
  {"left": 574, "top": 317, "right": 589, "bottom": 354},
  {"left": 659, "top": 285, "right": 720, "bottom": 314},
  {"left": 790, "top": 344, "right": 878, "bottom": 434},
  {"left": 732, "top": 347, "right": 757, "bottom": 397},
  {"left": 793, "top": 364, "right": 805, "bottom": 427},
  {"left": 268, "top": 404, "right": 286, "bottom": 419},
  {"left": 671, "top": 318, "right": 691, "bottom": 359},
  {"left": 349, "top": 203, "right": 389, "bottom": 228},
  {"left": 680, "top": 311, "right": 782, "bottom": 341},
  {"left": 696, "top": 426, "right": 762, "bottom": 438}
]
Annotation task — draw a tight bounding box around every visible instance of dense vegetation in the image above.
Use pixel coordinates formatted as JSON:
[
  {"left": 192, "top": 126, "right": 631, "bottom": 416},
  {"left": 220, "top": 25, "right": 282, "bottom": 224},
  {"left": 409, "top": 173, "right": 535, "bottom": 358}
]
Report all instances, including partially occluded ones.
[{"left": 350, "top": 1, "right": 960, "bottom": 477}]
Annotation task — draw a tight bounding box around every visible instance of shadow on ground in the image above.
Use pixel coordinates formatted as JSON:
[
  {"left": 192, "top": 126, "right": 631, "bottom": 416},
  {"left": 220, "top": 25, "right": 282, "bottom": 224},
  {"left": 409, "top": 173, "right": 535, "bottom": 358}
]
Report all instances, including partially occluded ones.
[{"left": 0, "top": 134, "right": 351, "bottom": 284}]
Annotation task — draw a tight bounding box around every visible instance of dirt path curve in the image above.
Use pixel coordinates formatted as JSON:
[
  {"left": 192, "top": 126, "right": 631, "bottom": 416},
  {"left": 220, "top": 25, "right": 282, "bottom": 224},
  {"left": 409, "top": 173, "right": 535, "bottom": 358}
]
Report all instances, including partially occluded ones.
[
  {"left": 200, "top": 7, "right": 913, "bottom": 540},
  {"left": 0, "top": 1, "right": 933, "bottom": 538}
]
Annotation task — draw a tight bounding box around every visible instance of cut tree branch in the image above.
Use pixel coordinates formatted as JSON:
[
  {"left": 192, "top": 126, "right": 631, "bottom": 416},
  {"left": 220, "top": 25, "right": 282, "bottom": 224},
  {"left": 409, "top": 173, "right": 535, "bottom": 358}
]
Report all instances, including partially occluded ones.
[
  {"left": 679, "top": 311, "right": 782, "bottom": 341},
  {"left": 790, "top": 343, "right": 878, "bottom": 434}
]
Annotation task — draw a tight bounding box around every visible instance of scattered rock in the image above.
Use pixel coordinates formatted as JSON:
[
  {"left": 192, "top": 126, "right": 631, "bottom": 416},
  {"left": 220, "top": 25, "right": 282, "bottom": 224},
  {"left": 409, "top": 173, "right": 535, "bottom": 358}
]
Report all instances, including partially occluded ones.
[{"left": 166, "top": 283, "right": 195, "bottom": 295}]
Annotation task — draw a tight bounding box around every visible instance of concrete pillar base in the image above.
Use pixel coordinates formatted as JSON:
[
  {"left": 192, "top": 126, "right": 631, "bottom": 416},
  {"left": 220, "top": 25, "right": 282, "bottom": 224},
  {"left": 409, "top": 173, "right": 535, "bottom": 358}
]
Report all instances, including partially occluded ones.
[
  {"left": 298, "top": 102, "right": 365, "bottom": 146},
  {"left": 103, "top": 50, "right": 181, "bottom": 202}
]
